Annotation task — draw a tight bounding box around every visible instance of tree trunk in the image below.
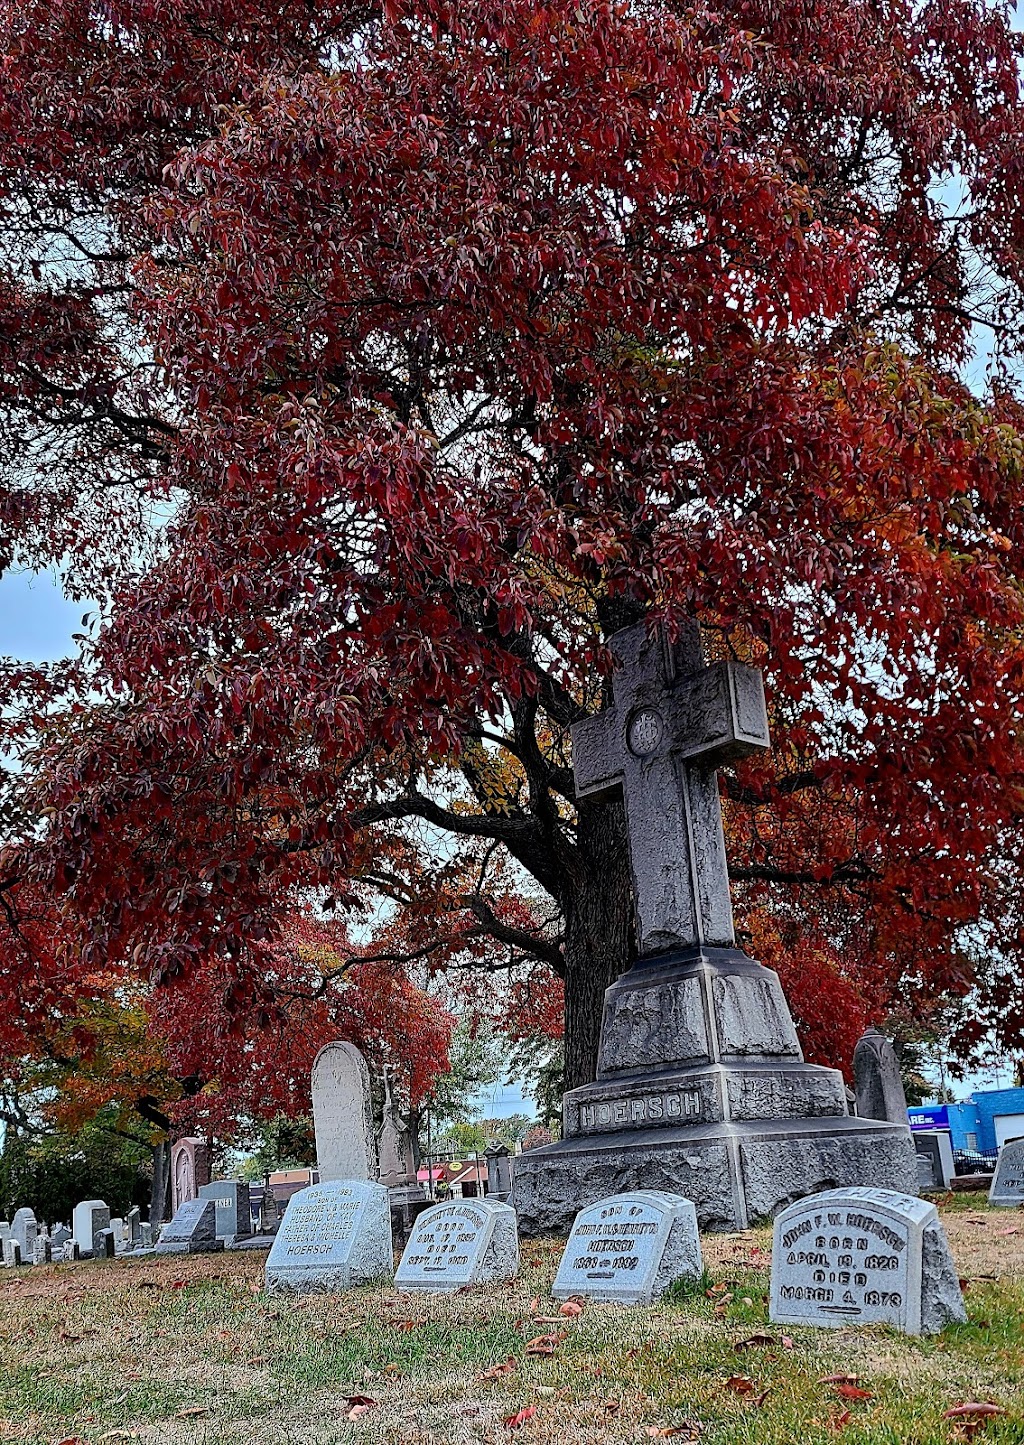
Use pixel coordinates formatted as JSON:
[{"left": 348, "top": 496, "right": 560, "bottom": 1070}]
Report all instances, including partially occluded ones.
[
  {"left": 560, "top": 791, "right": 635, "bottom": 1091},
  {"left": 150, "top": 1139, "right": 171, "bottom": 1223}
]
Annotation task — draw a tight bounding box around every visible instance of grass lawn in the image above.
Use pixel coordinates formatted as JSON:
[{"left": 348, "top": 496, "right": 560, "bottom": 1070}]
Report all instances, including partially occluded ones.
[{"left": 0, "top": 1196, "right": 1021, "bottom": 1445}]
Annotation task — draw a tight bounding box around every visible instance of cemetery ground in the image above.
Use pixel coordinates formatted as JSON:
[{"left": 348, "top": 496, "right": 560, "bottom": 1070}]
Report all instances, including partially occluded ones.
[{"left": 1, "top": 1199, "right": 1021, "bottom": 1445}]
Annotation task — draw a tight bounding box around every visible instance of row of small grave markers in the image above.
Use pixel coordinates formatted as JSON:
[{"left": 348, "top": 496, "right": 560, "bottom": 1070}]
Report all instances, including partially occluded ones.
[{"left": 261, "top": 1177, "right": 972, "bottom": 1336}]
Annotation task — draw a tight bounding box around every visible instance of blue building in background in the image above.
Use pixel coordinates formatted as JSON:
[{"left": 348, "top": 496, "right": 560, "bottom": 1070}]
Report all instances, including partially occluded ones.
[{"left": 909, "top": 1087, "right": 1024, "bottom": 1156}]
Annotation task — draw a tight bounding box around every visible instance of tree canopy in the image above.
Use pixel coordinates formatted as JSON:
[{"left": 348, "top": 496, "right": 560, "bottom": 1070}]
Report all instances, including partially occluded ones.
[{"left": 1, "top": 0, "right": 1023, "bottom": 1095}]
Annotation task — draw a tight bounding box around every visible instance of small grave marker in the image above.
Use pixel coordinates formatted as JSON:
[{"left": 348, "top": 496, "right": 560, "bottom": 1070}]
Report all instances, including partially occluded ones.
[
  {"left": 72, "top": 1200, "right": 110, "bottom": 1259},
  {"left": 989, "top": 1136, "right": 1024, "bottom": 1207},
  {"left": 914, "top": 1131, "right": 955, "bottom": 1191},
  {"left": 11, "top": 1208, "right": 37, "bottom": 1264},
  {"left": 155, "top": 1198, "right": 223, "bottom": 1255},
  {"left": 769, "top": 1187, "right": 965, "bottom": 1335},
  {"left": 552, "top": 1190, "right": 703, "bottom": 1305},
  {"left": 2, "top": 1238, "right": 22, "bottom": 1267},
  {"left": 395, "top": 1198, "right": 518, "bottom": 1292},
  {"left": 265, "top": 1180, "right": 392, "bottom": 1293}
]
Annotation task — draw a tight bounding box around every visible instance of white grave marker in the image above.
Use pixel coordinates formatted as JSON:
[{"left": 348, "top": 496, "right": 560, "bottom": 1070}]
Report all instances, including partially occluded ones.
[
  {"left": 552, "top": 1190, "right": 702, "bottom": 1305},
  {"left": 72, "top": 1199, "right": 110, "bottom": 1258},
  {"left": 769, "top": 1187, "right": 965, "bottom": 1336},
  {"left": 265, "top": 1180, "right": 392, "bottom": 1293},
  {"left": 395, "top": 1199, "right": 518, "bottom": 1292},
  {"left": 989, "top": 1137, "right": 1024, "bottom": 1207},
  {"left": 310, "top": 1042, "right": 376, "bottom": 1182}
]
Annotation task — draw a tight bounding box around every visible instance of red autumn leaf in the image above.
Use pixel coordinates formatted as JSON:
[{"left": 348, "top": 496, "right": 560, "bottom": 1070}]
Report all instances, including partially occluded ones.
[
  {"left": 559, "top": 1300, "right": 584, "bottom": 1317},
  {"left": 943, "top": 1403, "right": 1007, "bottom": 1420},
  {"left": 724, "top": 1376, "right": 756, "bottom": 1395},
  {"left": 833, "top": 1384, "right": 873, "bottom": 1401},
  {"left": 734, "top": 1333, "right": 776, "bottom": 1351},
  {"left": 478, "top": 1358, "right": 516, "bottom": 1381},
  {"left": 503, "top": 1405, "right": 537, "bottom": 1430}
]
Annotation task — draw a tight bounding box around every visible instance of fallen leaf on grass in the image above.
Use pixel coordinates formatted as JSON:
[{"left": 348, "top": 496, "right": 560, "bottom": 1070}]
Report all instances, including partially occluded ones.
[
  {"left": 559, "top": 1299, "right": 584, "bottom": 1317},
  {"left": 781, "top": 1335, "right": 794, "bottom": 1349},
  {"left": 525, "top": 1331, "right": 564, "bottom": 1356},
  {"left": 996, "top": 1227, "right": 1019, "bottom": 1236},
  {"left": 55, "top": 1438, "right": 86, "bottom": 1445},
  {"left": 390, "top": 1319, "right": 422, "bottom": 1332},
  {"left": 733, "top": 1333, "right": 776, "bottom": 1351},
  {"left": 819, "top": 1375, "right": 861, "bottom": 1386},
  {"left": 504, "top": 1405, "right": 538, "bottom": 1430},
  {"left": 833, "top": 1384, "right": 873, "bottom": 1401},
  {"left": 943, "top": 1403, "right": 1007, "bottom": 1421},
  {"left": 724, "top": 1376, "right": 755, "bottom": 1395},
  {"left": 528, "top": 1296, "right": 540, "bottom": 1312},
  {"left": 603, "top": 1399, "right": 620, "bottom": 1416},
  {"left": 344, "top": 1394, "right": 377, "bottom": 1422},
  {"left": 174, "top": 1406, "right": 209, "bottom": 1419},
  {"left": 478, "top": 1358, "right": 516, "bottom": 1381},
  {"left": 645, "top": 1422, "right": 701, "bottom": 1440},
  {"left": 98, "top": 1432, "right": 136, "bottom": 1441}
]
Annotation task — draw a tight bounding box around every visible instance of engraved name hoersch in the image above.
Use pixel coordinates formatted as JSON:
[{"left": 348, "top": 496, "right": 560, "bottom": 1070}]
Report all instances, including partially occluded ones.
[{"left": 571, "top": 620, "right": 771, "bottom": 953}]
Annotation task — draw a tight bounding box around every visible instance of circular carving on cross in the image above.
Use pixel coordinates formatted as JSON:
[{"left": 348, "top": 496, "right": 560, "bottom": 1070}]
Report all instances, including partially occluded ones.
[{"left": 627, "top": 708, "right": 665, "bottom": 757}]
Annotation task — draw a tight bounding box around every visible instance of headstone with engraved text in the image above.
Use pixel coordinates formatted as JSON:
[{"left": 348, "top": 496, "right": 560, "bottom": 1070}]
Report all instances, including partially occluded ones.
[
  {"left": 989, "top": 1136, "right": 1024, "bottom": 1207},
  {"left": 311, "top": 1042, "right": 376, "bottom": 1182},
  {"left": 769, "top": 1187, "right": 964, "bottom": 1335},
  {"left": 199, "top": 1180, "right": 252, "bottom": 1243},
  {"left": 155, "top": 1198, "right": 223, "bottom": 1255},
  {"left": 395, "top": 1198, "right": 518, "bottom": 1292},
  {"left": 552, "top": 1190, "right": 702, "bottom": 1305},
  {"left": 265, "top": 1179, "right": 392, "bottom": 1293}
]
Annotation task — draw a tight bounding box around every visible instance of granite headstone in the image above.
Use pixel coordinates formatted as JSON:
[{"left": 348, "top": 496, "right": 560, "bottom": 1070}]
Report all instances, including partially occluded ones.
[
  {"left": 311, "top": 1042, "right": 376, "bottom": 1182},
  {"left": 11, "top": 1208, "right": 37, "bottom": 1263},
  {"left": 170, "top": 1137, "right": 212, "bottom": 1214},
  {"left": 265, "top": 1180, "right": 392, "bottom": 1293},
  {"left": 769, "top": 1187, "right": 965, "bottom": 1336},
  {"left": 199, "top": 1180, "right": 252, "bottom": 1243},
  {"left": 914, "top": 1130, "right": 955, "bottom": 1191},
  {"left": 155, "top": 1198, "right": 223, "bottom": 1255},
  {"left": 126, "top": 1206, "right": 142, "bottom": 1247},
  {"left": 552, "top": 1190, "right": 702, "bottom": 1305},
  {"left": 2, "top": 1238, "right": 22, "bottom": 1267},
  {"left": 989, "top": 1136, "right": 1024, "bottom": 1207},
  {"left": 72, "top": 1200, "right": 110, "bottom": 1258},
  {"left": 395, "top": 1199, "right": 519, "bottom": 1292},
  {"left": 853, "top": 1027, "right": 909, "bottom": 1124}
]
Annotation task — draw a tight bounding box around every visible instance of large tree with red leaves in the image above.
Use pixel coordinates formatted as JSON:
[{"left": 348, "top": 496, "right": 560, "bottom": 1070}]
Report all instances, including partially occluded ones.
[{"left": 2, "top": 0, "right": 1024, "bottom": 1094}]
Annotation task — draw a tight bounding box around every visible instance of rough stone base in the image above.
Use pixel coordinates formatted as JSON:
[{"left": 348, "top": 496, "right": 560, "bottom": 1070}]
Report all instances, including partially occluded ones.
[
  {"left": 511, "top": 1116, "right": 919, "bottom": 1234},
  {"left": 155, "top": 1239, "right": 225, "bottom": 1255}
]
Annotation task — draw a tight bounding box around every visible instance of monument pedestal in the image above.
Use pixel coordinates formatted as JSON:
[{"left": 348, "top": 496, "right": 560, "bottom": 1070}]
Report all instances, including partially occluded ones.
[{"left": 512, "top": 948, "right": 918, "bottom": 1233}]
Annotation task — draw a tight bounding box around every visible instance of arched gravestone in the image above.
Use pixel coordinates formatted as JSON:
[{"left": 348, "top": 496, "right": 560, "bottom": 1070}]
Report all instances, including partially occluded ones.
[
  {"left": 265, "top": 1180, "right": 392, "bottom": 1293},
  {"left": 989, "top": 1137, "right": 1024, "bottom": 1207},
  {"left": 311, "top": 1042, "right": 377, "bottom": 1182},
  {"left": 769, "top": 1187, "right": 965, "bottom": 1336},
  {"left": 395, "top": 1199, "right": 519, "bottom": 1292},
  {"left": 512, "top": 620, "right": 919, "bottom": 1233},
  {"left": 552, "top": 1191, "right": 702, "bottom": 1305}
]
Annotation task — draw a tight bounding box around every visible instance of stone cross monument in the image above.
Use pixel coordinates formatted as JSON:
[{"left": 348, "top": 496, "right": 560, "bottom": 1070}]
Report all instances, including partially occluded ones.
[{"left": 512, "top": 619, "right": 918, "bottom": 1233}]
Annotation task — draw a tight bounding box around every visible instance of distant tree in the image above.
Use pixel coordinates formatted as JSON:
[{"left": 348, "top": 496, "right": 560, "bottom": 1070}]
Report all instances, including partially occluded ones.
[
  {"left": 0, "top": 1109, "right": 150, "bottom": 1223},
  {"left": 2, "top": 0, "right": 1024, "bottom": 1096},
  {"left": 522, "top": 1126, "right": 555, "bottom": 1152}
]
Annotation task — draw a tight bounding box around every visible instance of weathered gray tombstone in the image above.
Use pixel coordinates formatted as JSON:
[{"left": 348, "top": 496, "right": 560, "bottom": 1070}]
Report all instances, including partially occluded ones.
[
  {"left": 126, "top": 1207, "right": 142, "bottom": 1248},
  {"left": 485, "top": 1143, "right": 513, "bottom": 1202},
  {"left": 311, "top": 1042, "right": 376, "bottom": 1182},
  {"left": 72, "top": 1200, "right": 110, "bottom": 1259},
  {"left": 769, "top": 1187, "right": 965, "bottom": 1336},
  {"left": 552, "top": 1190, "right": 702, "bottom": 1305},
  {"left": 139, "top": 1222, "right": 153, "bottom": 1248},
  {"left": 2, "top": 1238, "right": 23, "bottom": 1267},
  {"left": 512, "top": 621, "right": 919, "bottom": 1233},
  {"left": 264, "top": 1180, "right": 392, "bottom": 1293},
  {"left": 63, "top": 1239, "right": 81, "bottom": 1263},
  {"left": 0, "top": 1221, "right": 10, "bottom": 1243},
  {"left": 989, "top": 1136, "right": 1024, "bottom": 1207},
  {"left": 914, "top": 1131, "right": 956, "bottom": 1192},
  {"left": 97, "top": 1228, "right": 116, "bottom": 1259},
  {"left": 395, "top": 1199, "right": 519, "bottom": 1292},
  {"left": 853, "top": 1027, "right": 909, "bottom": 1124},
  {"left": 108, "top": 1218, "right": 127, "bottom": 1254},
  {"left": 198, "top": 1180, "right": 252, "bottom": 1244},
  {"left": 11, "top": 1208, "right": 38, "bottom": 1264},
  {"left": 155, "top": 1198, "right": 223, "bottom": 1255},
  {"left": 50, "top": 1225, "right": 71, "bottom": 1254},
  {"left": 33, "top": 1236, "right": 53, "bottom": 1265}
]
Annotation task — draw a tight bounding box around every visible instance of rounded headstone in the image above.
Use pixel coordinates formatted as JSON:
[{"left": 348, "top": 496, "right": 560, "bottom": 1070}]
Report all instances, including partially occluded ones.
[
  {"left": 395, "top": 1198, "right": 519, "bottom": 1292},
  {"left": 552, "top": 1190, "right": 703, "bottom": 1305},
  {"left": 265, "top": 1179, "right": 392, "bottom": 1293}
]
